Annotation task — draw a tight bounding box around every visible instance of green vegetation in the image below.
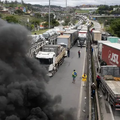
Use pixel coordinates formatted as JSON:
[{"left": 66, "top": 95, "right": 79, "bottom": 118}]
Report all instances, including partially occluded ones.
[
  {"left": 96, "top": 17, "right": 120, "bottom": 37},
  {"left": 75, "top": 9, "right": 89, "bottom": 13},
  {"left": 42, "top": 13, "right": 59, "bottom": 28},
  {"left": 95, "top": 5, "right": 120, "bottom": 15},
  {"left": 31, "top": 29, "right": 49, "bottom": 35},
  {"left": 1, "top": 14, "right": 44, "bottom": 31},
  {"left": 75, "top": 20, "right": 78, "bottom": 24},
  {"left": 108, "top": 19, "right": 120, "bottom": 37},
  {"left": 5, "top": 16, "right": 18, "bottom": 23}
]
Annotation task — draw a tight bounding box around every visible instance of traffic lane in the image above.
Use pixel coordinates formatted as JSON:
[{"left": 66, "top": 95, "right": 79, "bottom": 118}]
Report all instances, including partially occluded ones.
[
  {"left": 92, "top": 21, "right": 101, "bottom": 30},
  {"left": 45, "top": 46, "right": 86, "bottom": 110},
  {"left": 112, "top": 108, "right": 120, "bottom": 120}
]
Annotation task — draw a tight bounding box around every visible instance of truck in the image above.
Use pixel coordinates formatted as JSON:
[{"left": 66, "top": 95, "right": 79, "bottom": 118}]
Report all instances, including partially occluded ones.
[
  {"left": 28, "top": 35, "right": 48, "bottom": 58},
  {"left": 100, "top": 66, "right": 120, "bottom": 110},
  {"left": 77, "top": 30, "right": 87, "bottom": 47},
  {"left": 57, "top": 35, "right": 71, "bottom": 57},
  {"left": 42, "top": 29, "right": 58, "bottom": 45},
  {"left": 36, "top": 45, "right": 66, "bottom": 77},
  {"left": 92, "top": 30, "right": 102, "bottom": 44},
  {"left": 97, "top": 41, "right": 110, "bottom": 60},
  {"left": 63, "top": 30, "right": 78, "bottom": 47},
  {"left": 107, "top": 36, "right": 119, "bottom": 43},
  {"left": 101, "top": 42, "right": 120, "bottom": 67}
]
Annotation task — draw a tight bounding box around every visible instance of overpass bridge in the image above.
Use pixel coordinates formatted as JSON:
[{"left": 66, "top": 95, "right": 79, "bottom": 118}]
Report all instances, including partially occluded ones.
[{"left": 91, "top": 15, "right": 120, "bottom": 18}]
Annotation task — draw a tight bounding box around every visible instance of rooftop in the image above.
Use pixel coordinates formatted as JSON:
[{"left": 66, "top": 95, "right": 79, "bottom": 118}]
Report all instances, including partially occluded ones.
[
  {"left": 57, "top": 35, "right": 70, "bottom": 38},
  {"left": 103, "top": 42, "right": 120, "bottom": 50}
]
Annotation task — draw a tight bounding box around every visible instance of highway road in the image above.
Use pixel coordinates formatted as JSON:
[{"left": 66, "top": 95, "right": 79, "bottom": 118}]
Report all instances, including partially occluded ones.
[
  {"left": 45, "top": 45, "right": 86, "bottom": 120},
  {"left": 92, "top": 21, "right": 101, "bottom": 30}
]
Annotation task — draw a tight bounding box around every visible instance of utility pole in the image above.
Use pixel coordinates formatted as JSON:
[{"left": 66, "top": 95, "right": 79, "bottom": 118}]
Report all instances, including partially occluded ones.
[
  {"left": 66, "top": 0, "right": 67, "bottom": 7},
  {"left": 49, "top": 0, "right": 50, "bottom": 29}
]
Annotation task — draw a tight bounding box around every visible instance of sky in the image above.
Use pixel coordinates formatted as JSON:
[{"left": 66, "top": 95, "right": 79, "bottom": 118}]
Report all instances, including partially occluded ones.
[{"left": 4, "top": 0, "right": 120, "bottom": 7}]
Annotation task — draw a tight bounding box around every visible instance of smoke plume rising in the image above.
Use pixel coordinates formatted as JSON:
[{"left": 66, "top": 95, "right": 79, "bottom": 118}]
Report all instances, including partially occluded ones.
[{"left": 0, "top": 19, "right": 75, "bottom": 120}]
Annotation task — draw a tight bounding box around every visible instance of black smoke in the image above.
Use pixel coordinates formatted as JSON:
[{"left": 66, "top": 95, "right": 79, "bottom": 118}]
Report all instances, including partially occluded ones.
[{"left": 0, "top": 19, "right": 75, "bottom": 120}]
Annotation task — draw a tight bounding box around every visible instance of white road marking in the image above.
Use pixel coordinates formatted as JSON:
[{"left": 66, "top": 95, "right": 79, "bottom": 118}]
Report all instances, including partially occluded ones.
[
  {"left": 109, "top": 104, "right": 115, "bottom": 120},
  {"left": 77, "top": 49, "right": 86, "bottom": 120}
]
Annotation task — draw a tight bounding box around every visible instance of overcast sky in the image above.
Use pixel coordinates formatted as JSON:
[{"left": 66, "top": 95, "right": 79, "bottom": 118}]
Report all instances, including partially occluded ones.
[{"left": 5, "top": 0, "right": 120, "bottom": 7}]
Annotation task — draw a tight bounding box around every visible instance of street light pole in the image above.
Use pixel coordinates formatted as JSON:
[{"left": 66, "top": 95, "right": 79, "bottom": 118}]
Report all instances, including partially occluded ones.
[{"left": 49, "top": 0, "right": 50, "bottom": 29}]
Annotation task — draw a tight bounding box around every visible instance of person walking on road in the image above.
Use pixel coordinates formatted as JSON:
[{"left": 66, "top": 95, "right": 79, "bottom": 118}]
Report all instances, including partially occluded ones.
[
  {"left": 72, "top": 70, "right": 77, "bottom": 84},
  {"left": 91, "top": 83, "right": 96, "bottom": 98},
  {"left": 67, "top": 48, "right": 70, "bottom": 57},
  {"left": 91, "top": 46, "right": 93, "bottom": 55},
  {"left": 96, "top": 75, "right": 101, "bottom": 89},
  {"left": 78, "top": 50, "right": 81, "bottom": 58}
]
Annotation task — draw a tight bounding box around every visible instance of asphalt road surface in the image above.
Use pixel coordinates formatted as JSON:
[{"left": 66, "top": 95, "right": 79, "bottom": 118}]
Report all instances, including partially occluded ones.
[
  {"left": 92, "top": 21, "right": 101, "bottom": 30},
  {"left": 45, "top": 45, "right": 86, "bottom": 120}
]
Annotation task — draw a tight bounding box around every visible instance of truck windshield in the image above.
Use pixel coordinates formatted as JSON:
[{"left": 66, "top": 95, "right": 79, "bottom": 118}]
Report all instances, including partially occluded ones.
[
  {"left": 79, "top": 38, "right": 86, "bottom": 41},
  {"left": 37, "top": 58, "right": 53, "bottom": 65},
  {"left": 60, "top": 44, "right": 67, "bottom": 48}
]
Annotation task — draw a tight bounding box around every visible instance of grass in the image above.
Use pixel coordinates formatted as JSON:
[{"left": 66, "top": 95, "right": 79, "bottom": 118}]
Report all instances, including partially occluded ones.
[
  {"left": 1, "top": 14, "right": 39, "bottom": 22},
  {"left": 75, "top": 9, "right": 89, "bottom": 13},
  {"left": 31, "top": 29, "right": 49, "bottom": 35},
  {"left": 75, "top": 20, "right": 79, "bottom": 23}
]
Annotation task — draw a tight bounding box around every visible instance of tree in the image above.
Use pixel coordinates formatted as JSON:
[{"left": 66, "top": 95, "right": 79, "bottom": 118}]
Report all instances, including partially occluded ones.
[
  {"left": 34, "top": 13, "right": 41, "bottom": 18},
  {"left": 110, "top": 19, "right": 120, "bottom": 37},
  {"left": 42, "top": 22, "right": 48, "bottom": 28},
  {"left": 51, "top": 19, "right": 59, "bottom": 27},
  {"left": 63, "top": 15, "right": 70, "bottom": 26},
  {"left": 31, "top": 19, "right": 40, "bottom": 27},
  {"left": 5, "top": 16, "right": 18, "bottom": 23},
  {"left": 30, "top": 24, "right": 34, "bottom": 30},
  {"left": 14, "top": 9, "right": 24, "bottom": 15},
  {"left": 44, "top": 13, "right": 54, "bottom": 22}
]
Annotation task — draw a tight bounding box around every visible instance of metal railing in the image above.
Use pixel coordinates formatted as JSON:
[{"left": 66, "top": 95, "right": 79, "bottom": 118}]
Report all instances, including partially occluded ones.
[{"left": 87, "top": 26, "right": 101, "bottom": 120}]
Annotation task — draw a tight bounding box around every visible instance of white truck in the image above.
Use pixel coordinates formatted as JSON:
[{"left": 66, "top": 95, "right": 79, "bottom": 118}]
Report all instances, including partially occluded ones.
[
  {"left": 92, "top": 30, "right": 102, "bottom": 44},
  {"left": 57, "top": 35, "right": 71, "bottom": 57},
  {"left": 77, "top": 30, "right": 87, "bottom": 47},
  {"left": 36, "top": 45, "right": 65, "bottom": 77},
  {"left": 63, "top": 30, "right": 78, "bottom": 47},
  {"left": 100, "top": 66, "right": 120, "bottom": 110}
]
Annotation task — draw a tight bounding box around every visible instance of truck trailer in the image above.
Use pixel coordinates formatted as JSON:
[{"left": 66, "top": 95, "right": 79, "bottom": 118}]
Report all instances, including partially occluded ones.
[
  {"left": 57, "top": 35, "right": 70, "bottom": 57},
  {"left": 100, "top": 66, "right": 120, "bottom": 110},
  {"left": 101, "top": 43, "right": 120, "bottom": 67},
  {"left": 97, "top": 41, "right": 110, "bottom": 60},
  {"left": 63, "top": 30, "right": 78, "bottom": 47},
  {"left": 36, "top": 45, "right": 65, "bottom": 77},
  {"left": 92, "top": 30, "right": 101, "bottom": 44}
]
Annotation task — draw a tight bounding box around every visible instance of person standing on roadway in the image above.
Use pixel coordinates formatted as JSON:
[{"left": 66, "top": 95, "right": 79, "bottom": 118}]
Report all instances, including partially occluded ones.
[
  {"left": 96, "top": 75, "right": 101, "bottom": 89},
  {"left": 72, "top": 70, "right": 77, "bottom": 84},
  {"left": 78, "top": 50, "right": 81, "bottom": 58},
  {"left": 67, "top": 48, "right": 70, "bottom": 57},
  {"left": 91, "top": 83, "right": 96, "bottom": 98}
]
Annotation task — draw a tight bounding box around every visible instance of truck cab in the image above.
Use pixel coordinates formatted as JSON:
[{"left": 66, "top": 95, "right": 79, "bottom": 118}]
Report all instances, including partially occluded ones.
[
  {"left": 77, "top": 30, "right": 87, "bottom": 47},
  {"left": 36, "top": 51, "right": 56, "bottom": 77},
  {"left": 57, "top": 43, "right": 67, "bottom": 57}
]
